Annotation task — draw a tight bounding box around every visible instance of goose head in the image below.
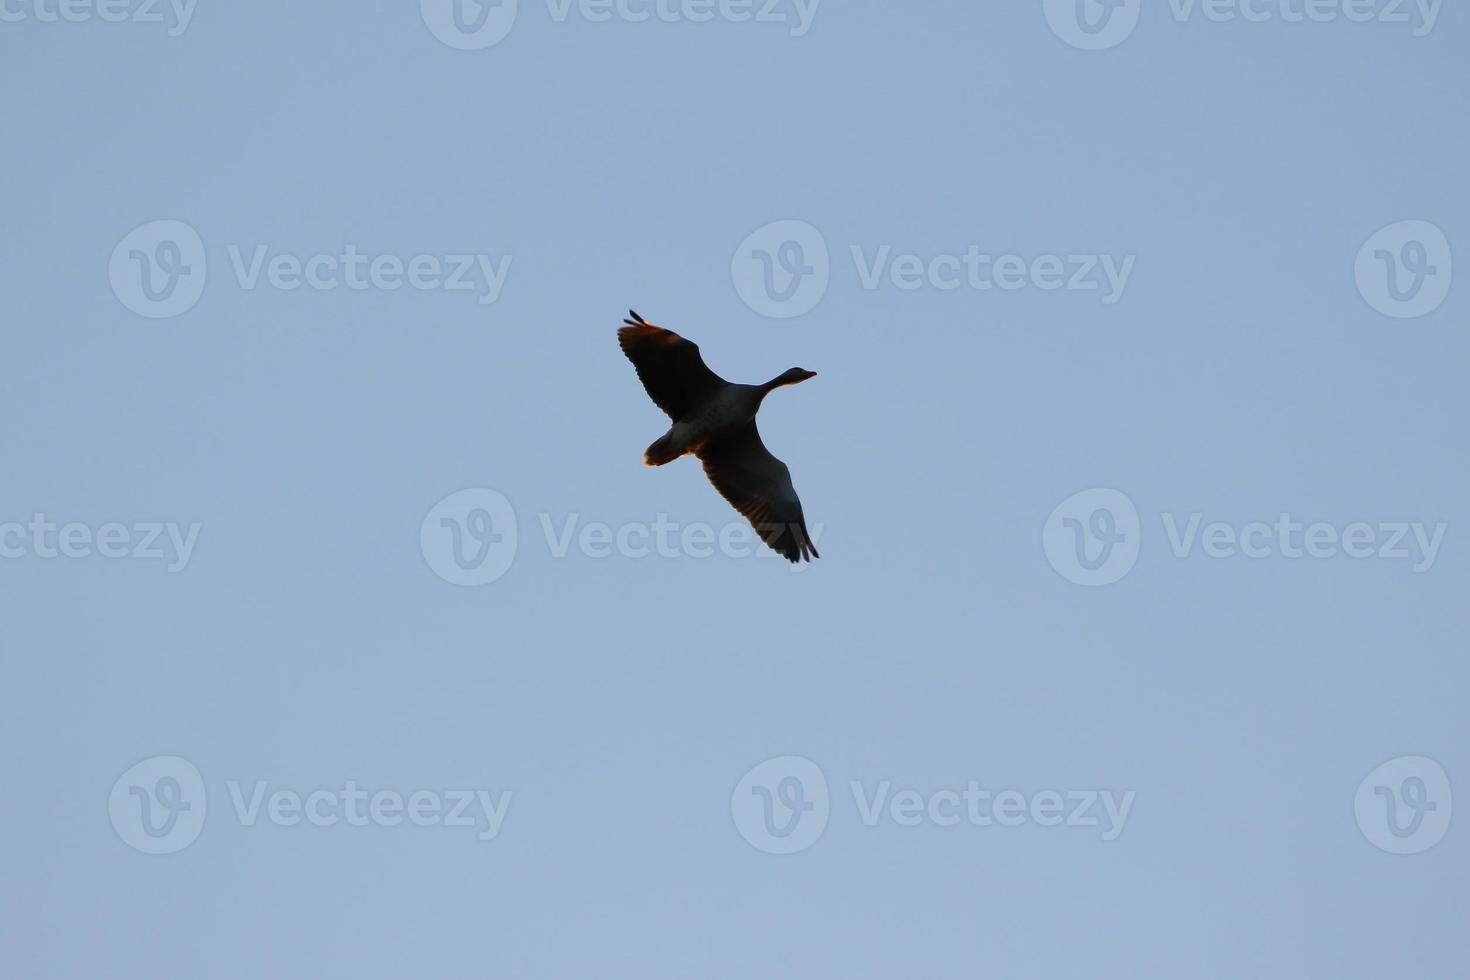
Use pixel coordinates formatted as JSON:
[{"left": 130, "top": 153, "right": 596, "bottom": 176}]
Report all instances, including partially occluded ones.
[{"left": 765, "top": 367, "right": 818, "bottom": 391}]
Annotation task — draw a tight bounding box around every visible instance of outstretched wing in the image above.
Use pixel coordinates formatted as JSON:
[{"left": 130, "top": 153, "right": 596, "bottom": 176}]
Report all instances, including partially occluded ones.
[
  {"left": 617, "top": 310, "right": 728, "bottom": 420},
  {"left": 697, "top": 422, "right": 819, "bottom": 563}
]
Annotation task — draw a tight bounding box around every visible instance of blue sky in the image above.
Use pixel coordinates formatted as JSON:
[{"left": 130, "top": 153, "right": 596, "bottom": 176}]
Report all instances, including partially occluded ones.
[{"left": 1, "top": 2, "right": 1466, "bottom": 976}]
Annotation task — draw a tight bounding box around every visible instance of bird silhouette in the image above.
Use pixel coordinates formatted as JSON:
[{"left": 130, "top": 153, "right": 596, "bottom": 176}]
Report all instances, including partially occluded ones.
[{"left": 617, "top": 311, "right": 820, "bottom": 563}]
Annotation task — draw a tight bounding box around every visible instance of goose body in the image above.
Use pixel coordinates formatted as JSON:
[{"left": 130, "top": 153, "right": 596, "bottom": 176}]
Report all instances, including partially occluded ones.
[
  {"left": 617, "top": 311, "right": 820, "bottom": 563},
  {"left": 662, "top": 385, "right": 764, "bottom": 459}
]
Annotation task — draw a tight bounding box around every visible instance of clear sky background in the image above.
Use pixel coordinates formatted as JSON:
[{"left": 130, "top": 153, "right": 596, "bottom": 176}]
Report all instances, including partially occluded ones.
[{"left": 1, "top": 2, "right": 1466, "bottom": 977}]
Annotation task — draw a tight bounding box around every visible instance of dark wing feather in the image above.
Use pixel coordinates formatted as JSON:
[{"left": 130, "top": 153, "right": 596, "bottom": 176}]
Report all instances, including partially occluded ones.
[
  {"left": 697, "top": 422, "right": 819, "bottom": 563},
  {"left": 617, "top": 310, "right": 728, "bottom": 420}
]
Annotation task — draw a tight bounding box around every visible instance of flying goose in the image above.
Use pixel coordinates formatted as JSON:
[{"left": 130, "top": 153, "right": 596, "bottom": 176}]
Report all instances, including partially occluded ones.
[{"left": 617, "top": 311, "right": 820, "bottom": 563}]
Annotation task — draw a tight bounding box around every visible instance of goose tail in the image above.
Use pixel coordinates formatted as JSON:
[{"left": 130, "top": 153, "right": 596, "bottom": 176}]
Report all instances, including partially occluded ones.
[{"left": 643, "top": 432, "right": 682, "bottom": 467}]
